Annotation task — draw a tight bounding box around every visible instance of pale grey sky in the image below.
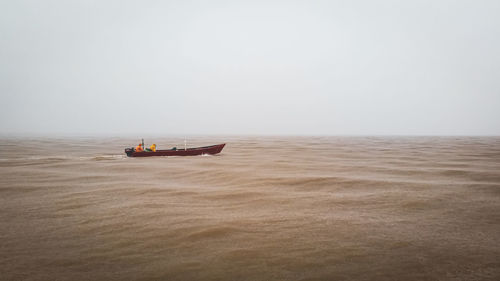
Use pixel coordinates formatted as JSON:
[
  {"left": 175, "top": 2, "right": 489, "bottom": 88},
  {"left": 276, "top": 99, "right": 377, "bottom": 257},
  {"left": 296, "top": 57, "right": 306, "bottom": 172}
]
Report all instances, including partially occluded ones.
[{"left": 1, "top": 0, "right": 499, "bottom": 136}]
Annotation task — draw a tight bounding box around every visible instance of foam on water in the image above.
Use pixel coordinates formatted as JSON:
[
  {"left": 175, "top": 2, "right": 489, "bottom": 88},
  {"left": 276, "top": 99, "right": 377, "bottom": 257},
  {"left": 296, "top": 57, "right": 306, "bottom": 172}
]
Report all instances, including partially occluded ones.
[{"left": 90, "top": 154, "right": 129, "bottom": 161}]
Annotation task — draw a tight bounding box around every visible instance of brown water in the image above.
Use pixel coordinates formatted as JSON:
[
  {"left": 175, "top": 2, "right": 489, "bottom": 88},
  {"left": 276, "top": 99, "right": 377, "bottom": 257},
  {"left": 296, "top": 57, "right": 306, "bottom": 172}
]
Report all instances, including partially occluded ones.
[{"left": 1, "top": 136, "right": 500, "bottom": 281}]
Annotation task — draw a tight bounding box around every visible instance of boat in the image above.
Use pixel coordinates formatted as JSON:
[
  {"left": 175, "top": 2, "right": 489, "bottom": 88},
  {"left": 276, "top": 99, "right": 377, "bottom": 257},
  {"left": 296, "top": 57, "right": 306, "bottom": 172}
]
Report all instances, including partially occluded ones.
[{"left": 125, "top": 143, "right": 225, "bottom": 157}]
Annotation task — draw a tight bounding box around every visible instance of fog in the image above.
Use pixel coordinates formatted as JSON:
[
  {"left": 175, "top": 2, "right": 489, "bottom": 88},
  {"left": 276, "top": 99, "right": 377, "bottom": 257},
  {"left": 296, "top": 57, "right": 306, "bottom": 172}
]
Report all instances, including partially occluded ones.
[{"left": 1, "top": 0, "right": 499, "bottom": 136}]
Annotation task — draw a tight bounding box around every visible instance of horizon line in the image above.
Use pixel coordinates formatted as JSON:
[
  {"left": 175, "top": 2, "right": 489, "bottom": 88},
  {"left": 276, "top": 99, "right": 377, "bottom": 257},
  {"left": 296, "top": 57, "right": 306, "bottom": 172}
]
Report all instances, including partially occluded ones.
[{"left": 1, "top": 133, "right": 500, "bottom": 138}]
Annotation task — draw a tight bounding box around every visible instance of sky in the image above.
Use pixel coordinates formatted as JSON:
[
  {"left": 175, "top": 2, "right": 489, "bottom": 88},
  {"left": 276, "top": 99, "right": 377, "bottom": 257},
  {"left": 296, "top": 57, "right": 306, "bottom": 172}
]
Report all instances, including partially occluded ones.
[{"left": 1, "top": 0, "right": 499, "bottom": 136}]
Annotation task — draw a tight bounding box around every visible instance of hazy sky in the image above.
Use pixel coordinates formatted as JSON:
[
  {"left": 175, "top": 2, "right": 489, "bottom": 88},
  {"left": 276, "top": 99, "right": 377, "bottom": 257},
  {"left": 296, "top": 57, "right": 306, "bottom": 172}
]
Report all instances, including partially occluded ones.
[{"left": 1, "top": 0, "right": 499, "bottom": 136}]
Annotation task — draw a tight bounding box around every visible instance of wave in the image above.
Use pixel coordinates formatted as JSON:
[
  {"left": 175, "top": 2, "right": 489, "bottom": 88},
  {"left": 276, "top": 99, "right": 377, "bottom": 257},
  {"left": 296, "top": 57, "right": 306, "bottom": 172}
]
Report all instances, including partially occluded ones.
[{"left": 1, "top": 136, "right": 500, "bottom": 281}]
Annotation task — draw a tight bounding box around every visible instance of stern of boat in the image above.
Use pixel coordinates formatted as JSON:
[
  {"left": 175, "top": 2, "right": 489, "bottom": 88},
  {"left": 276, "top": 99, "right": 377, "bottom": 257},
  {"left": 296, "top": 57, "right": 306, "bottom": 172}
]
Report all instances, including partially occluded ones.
[{"left": 125, "top": 148, "right": 134, "bottom": 157}]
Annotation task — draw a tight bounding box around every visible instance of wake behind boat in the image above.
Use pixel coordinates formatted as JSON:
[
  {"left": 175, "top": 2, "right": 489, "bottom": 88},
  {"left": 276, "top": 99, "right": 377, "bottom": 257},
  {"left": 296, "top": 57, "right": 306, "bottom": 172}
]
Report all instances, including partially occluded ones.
[{"left": 125, "top": 143, "right": 225, "bottom": 157}]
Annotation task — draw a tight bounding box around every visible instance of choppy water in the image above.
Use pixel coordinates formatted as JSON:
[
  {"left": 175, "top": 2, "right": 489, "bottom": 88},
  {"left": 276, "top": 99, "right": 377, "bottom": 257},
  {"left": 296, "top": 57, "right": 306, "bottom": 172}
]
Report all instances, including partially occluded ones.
[{"left": 1, "top": 136, "right": 500, "bottom": 281}]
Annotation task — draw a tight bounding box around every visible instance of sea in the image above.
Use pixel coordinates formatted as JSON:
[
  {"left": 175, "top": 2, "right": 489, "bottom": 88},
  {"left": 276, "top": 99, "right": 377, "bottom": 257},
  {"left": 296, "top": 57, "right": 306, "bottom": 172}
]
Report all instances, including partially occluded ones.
[{"left": 1, "top": 136, "right": 499, "bottom": 281}]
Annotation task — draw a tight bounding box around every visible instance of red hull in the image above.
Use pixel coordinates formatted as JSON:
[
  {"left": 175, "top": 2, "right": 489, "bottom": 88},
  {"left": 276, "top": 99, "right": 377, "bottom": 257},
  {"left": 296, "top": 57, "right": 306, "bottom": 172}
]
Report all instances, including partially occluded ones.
[{"left": 125, "top": 144, "right": 225, "bottom": 157}]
